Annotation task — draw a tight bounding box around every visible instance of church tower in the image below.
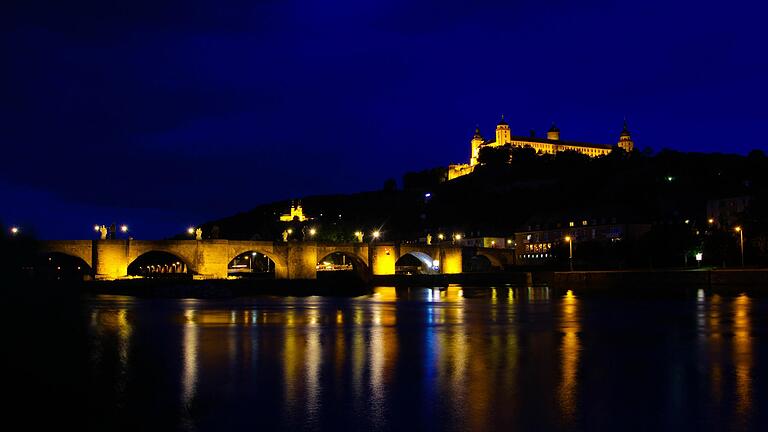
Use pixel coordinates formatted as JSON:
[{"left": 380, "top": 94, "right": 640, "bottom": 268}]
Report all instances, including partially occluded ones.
[
  {"left": 470, "top": 126, "right": 484, "bottom": 166},
  {"left": 547, "top": 122, "right": 560, "bottom": 140},
  {"left": 495, "top": 115, "right": 511, "bottom": 145},
  {"left": 617, "top": 119, "right": 634, "bottom": 152}
]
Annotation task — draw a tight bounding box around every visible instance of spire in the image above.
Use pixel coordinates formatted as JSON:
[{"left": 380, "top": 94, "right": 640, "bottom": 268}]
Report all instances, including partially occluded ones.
[
  {"left": 620, "top": 117, "right": 630, "bottom": 136},
  {"left": 473, "top": 125, "right": 483, "bottom": 140},
  {"left": 617, "top": 117, "right": 634, "bottom": 152},
  {"left": 497, "top": 114, "right": 508, "bottom": 126},
  {"left": 548, "top": 121, "right": 559, "bottom": 133}
]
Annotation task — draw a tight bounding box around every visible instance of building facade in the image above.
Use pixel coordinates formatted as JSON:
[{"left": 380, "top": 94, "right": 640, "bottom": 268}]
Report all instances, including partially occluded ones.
[
  {"left": 448, "top": 116, "right": 634, "bottom": 180},
  {"left": 515, "top": 221, "right": 650, "bottom": 265},
  {"left": 279, "top": 201, "right": 311, "bottom": 222}
]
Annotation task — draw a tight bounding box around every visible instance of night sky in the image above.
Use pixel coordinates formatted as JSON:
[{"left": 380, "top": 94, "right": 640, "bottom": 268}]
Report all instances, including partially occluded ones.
[{"left": 3, "top": 1, "right": 767, "bottom": 239}]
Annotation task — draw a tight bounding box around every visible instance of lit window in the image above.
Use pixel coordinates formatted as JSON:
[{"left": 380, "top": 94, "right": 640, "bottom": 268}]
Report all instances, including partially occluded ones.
[
  {"left": 569, "top": 221, "right": 574, "bottom": 227},
  {"left": 582, "top": 220, "right": 588, "bottom": 226}
]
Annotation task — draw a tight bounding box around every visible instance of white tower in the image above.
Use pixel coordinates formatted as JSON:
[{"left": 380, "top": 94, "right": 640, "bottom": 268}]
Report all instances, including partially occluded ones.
[
  {"left": 495, "top": 115, "right": 511, "bottom": 145},
  {"left": 470, "top": 126, "right": 484, "bottom": 166}
]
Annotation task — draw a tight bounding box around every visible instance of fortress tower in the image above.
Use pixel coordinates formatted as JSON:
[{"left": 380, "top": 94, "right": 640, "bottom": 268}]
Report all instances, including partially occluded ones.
[
  {"left": 617, "top": 119, "right": 634, "bottom": 152},
  {"left": 495, "top": 115, "right": 511, "bottom": 146},
  {"left": 470, "top": 126, "right": 484, "bottom": 166},
  {"left": 547, "top": 122, "right": 560, "bottom": 140}
]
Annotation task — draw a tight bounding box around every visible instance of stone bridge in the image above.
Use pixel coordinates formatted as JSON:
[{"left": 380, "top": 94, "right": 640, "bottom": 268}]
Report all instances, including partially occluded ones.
[{"left": 39, "top": 240, "right": 466, "bottom": 280}]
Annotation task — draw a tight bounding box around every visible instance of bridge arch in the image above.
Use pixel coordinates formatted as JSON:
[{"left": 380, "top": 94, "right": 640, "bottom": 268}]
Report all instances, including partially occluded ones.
[
  {"left": 316, "top": 251, "right": 370, "bottom": 281},
  {"left": 396, "top": 251, "right": 438, "bottom": 275},
  {"left": 127, "top": 242, "right": 198, "bottom": 274},
  {"left": 38, "top": 241, "right": 93, "bottom": 268},
  {"left": 468, "top": 254, "right": 493, "bottom": 272},
  {"left": 228, "top": 250, "right": 276, "bottom": 278},
  {"left": 37, "top": 251, "right": 92, "bottom": 280},
  {"left": 128, "top": 250, "right": 194, "bottom": 277},
  {"left": 226, "top": 243, "right": 288, "bottom": 279},
  {"left": 475, "top": 250, "right": 508, "bottom": 270}
]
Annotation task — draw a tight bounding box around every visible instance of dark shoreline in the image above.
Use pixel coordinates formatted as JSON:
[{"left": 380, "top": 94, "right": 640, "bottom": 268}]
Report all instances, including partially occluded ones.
[{"left": 20, "top": 268, "right": 767, "bottom": 299}]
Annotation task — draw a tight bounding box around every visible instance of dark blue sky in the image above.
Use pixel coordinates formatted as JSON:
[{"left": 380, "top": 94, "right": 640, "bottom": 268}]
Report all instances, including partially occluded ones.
[{"left": 2, "top": 1, "right": 767, "bottom": 239}]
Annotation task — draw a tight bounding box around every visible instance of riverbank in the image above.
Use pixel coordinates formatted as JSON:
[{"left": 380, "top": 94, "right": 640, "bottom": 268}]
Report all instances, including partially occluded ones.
[
  {"left": 17, "top": 268, "right": 768, "bottom": 299},
  {"left": 553, "top": 268, "right": 768, "bottom": 294},
  {"left": 81, "top": 277, "right": 374, "bottom": 298},
  {"left": 55, "top": 271, "right": 537, "bottom": 298}
]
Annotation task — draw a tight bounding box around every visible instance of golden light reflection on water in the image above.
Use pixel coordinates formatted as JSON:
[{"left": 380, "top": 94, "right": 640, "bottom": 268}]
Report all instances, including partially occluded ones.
[
  {"left": 558, "top": 290, "right": 580, "bottom": 425},
  {"left": 181, "top": 307, "right": 198, "bottom": 425},
  {"left": 732, "top": 294, "right": 752, "bottom": 423},
  {"left": 84, "top": 288, "right": 762, "bottom": 430},
  {"left": 707, "top": 293, "right": 724, "bottom": 405},
  {"left": 90, "top": 305, "right": 133, "bottom": 377},
  {"left": 700, "top": 292, "right": 754, "bottom": 428}
]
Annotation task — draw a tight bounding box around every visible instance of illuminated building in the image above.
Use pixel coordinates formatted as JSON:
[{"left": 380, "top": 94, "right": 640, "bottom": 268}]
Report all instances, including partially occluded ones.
[
  {"left": 279, "top": 201, "right": 311, "bottom": 222},
  {"left": 457, "top": 236, "right": 511, "bottom": 249},
  {"left": 515, "top": 218, "right": 650, "bottom": 265},
  {"left": 448, "top": 116, "right": 635, "bottom": 180}
]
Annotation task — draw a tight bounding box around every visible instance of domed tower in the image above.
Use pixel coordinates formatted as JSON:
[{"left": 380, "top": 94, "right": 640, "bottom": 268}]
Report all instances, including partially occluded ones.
[
  {"left": 547, "top": 122, "right": 560, "bottom": 140},
  {"left": 470, "top": 126, "right": 484, "bottom": 166},
  {"left": 495, "top": 114, "right": 511, "bottom": 145},
  {"left": 617, "top": 119, "right": 634, "bottom": 152}
]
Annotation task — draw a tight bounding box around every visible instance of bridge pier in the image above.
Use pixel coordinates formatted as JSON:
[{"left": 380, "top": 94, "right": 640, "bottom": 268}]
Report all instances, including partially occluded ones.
[
  {"left": 192, "top": 240, "right": 230, "bottom": 279},
  {"left": 439, "top": 246, "right": 463, "bottom": 274},
  {"left": 285, "top": 243, "right": 318, "bottom": 279},
  {"left": 94, "top": 240, "right": 129, "bottom": 280},
  {"left": 370, "top": 244, "right": 397, "bottom": 275}
]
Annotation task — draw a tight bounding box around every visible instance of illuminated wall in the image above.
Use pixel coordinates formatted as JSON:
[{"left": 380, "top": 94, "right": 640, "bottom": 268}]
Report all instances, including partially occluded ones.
[
  {"left": 440, "top": 247, "right": 463, "bottom": 274},
  {"left": 371, "top": 244, "right": 397, "bottom": 275},
  {"left": 448, "top": 163, "right": 474, "bottom": 180},
  {"left": 94, "top": 240, "right": 129, "bottom": 280}
]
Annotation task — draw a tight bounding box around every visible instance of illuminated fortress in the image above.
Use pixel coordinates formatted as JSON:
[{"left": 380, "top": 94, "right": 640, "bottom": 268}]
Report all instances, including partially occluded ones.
[{"left": 448, "top": 116, "right": 634, "bottom": 180}]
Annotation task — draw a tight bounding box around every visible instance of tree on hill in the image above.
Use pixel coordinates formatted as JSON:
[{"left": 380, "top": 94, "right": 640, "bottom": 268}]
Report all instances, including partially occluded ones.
[{"left": 478, "top": 144, "right": 512, "bottom": 166}]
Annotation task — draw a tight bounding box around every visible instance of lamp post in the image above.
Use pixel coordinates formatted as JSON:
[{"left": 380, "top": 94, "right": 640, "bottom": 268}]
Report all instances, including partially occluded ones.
[
  {"left": 565, "top": 235, "right": 573, "bottom": 271},
  {"left": 735, "top": 226, "right": 744, "bottom": 267}
]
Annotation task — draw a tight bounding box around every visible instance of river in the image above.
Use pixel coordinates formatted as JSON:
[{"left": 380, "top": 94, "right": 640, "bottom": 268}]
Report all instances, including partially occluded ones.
[{"left": 7, "top": 285, "right": 768, "bottom": 431}]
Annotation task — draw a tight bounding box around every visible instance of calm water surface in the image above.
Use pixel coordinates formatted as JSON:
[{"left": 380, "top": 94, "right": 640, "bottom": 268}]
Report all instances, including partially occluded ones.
[{"left": 34, "top": 286, "right": 768, "bottom": 431}]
